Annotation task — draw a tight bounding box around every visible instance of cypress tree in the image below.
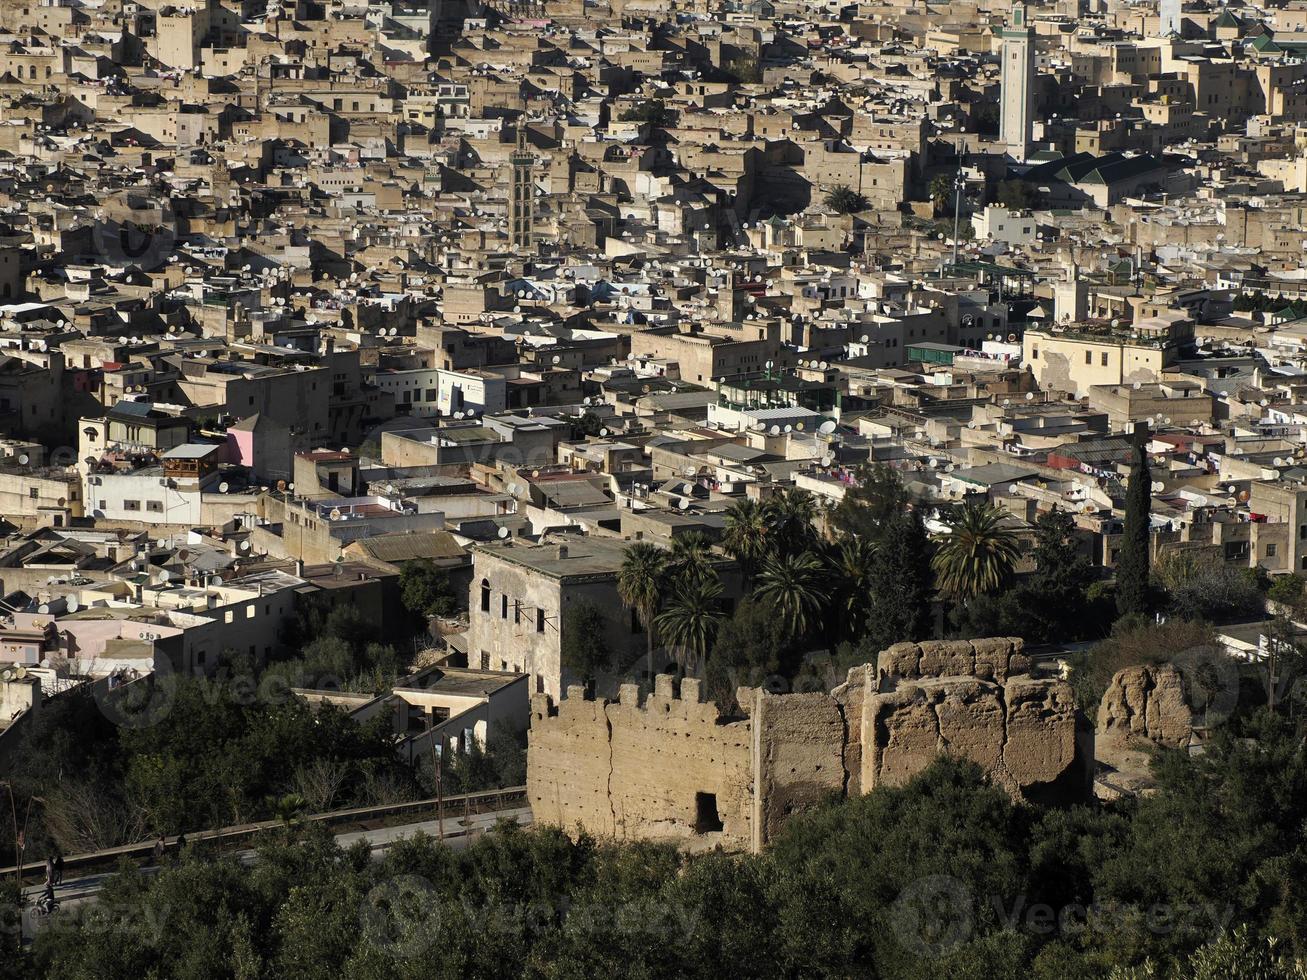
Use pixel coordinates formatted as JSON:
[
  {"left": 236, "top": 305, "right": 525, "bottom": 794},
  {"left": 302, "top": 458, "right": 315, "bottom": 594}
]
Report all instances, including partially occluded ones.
[{"left": 1116, "top": 435, "right": 1152, "bottom": 617}]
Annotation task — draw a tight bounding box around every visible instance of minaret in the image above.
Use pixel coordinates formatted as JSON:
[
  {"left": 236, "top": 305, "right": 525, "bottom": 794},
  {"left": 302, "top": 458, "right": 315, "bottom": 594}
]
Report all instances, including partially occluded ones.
[
  {"left": 1159, "top": 0, "right": 1181, "bottom": 36},
  {"left": 509, "top": 127, "right": 535, "bottom": 251},
  {"left": 999, "top": 2, "right": 1035, "bottom": 162}
]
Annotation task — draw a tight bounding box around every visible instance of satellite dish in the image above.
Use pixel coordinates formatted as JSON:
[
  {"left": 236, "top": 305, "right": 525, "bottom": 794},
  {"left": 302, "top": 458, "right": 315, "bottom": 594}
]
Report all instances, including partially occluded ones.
[
  {"left": 769, "top": 425, "right": 781, "bottom": 435},
  {"left": 820, "top": 455, "right": 832, "bottom": 467},
  {"left": 678, "top": 498, "right": 690, "bottom": 510},
  {"left": 818, "top": 420, "right": 837, "bottom": 434},
  {"left": 1151, "top": 481, "right": 1164, "bottom": 492},
  {"left": 682, "top": 482, "right": 695, "bottom": 494},
  {"left": 218, "top": 482, "right": 230, "bottom": 493},
  {"left": 497, "top": 526, "right": 510, "bottom": 539},
  {"left": 0, "top": 668, "right": 13, "bottom": 683},
  {"left": 330, "top": 508, "right": 343, "bottom": 521},
  {"left": 239, "top": 540, "right": 251, "bottom": 552},
  {"left": 211, "top": 575, "right": 223, "bottom": 586},
  {"left": 16, "top": 454, "right": 28, "bottom": 465},
  {"left": 599, "top": 428, "right": 609, "bottom": 437},
  {"left": 66, "top": 599, "right": 79, "bottom": 613}
]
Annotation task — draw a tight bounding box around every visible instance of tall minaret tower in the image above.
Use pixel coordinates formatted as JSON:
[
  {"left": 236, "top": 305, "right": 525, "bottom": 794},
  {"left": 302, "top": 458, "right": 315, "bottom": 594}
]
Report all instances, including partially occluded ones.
[
  {"left": 1000, "top": 2, "right": 1035, "bottom": 162},
  {"left": 509, "top": 127, "right": 536, "bottom": 251}
]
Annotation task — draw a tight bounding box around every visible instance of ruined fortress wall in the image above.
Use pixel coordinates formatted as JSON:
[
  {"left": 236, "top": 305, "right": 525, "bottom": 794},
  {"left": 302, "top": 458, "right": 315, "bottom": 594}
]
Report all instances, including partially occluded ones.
[
  {"left": 863, "top": 639, "right": 1090, "bottom": 804},
  {"left": 528, "top": 675, "right": 755, "bottom": 848},
  {"left": 752, "top": 690, "right": 851, "bottom": 852},
  {"left": 528, "top": 638, "right": 1093, "bottom": 852}
]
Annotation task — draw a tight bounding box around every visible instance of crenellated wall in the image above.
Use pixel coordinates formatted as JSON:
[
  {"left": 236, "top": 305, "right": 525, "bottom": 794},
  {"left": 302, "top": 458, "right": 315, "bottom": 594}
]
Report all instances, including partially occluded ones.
[{"left": 528, "top": 638, "right": 1094, "bottom": 852}]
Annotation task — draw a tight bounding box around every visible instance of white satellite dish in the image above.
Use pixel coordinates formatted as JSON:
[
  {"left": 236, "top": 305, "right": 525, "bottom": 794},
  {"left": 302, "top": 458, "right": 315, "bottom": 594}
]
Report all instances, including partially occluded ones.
[
  {"left": 66, "top": 599, "right": 79, "bottom": 613},
  {"left": 769, "top": 425, "right": 781, "bottom": 435},
  {"left": 1151, "top": 481, "right": 1164, "bottom": 492},
  {"left": 218, "top": 482, "right": 229, "bottom": 493},
  {"left": 211, "top": 575, "right": 223, "bottom": 586},
  {"left": 16, "top": 454, "right": 28, "bottom": 465},
  {"left": 497, "top": 526, "right": 510, "bottom": 539},
  {"left": 599, "top": 428, "right": 609, "bottom": 437},
  {"left": 818, "top": 421, "right": 837, "bottom": 434},
  {"left": 682, "top": 482, "right": 695, "bottom": 494},
  {"left": 678, "top": 498, "right": 690, "bottom": 510},
  {"left": 820, "top": 455, "right": 832, "bottom": 467},
  {"left": 239, "top": 540, "right": 251, "bottom": 552}
]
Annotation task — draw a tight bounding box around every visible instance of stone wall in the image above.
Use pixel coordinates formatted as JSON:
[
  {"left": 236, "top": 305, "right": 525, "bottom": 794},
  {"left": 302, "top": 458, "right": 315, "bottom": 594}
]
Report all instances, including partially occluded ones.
[
  {"left": 864, "top": 639, "right": 1092, "bottom": 805},
  {"left": 1097, "top": 664, "right": 1195, "bottom": 750},
  {"left": 528, "top": 638, "right": 1093, "bottom": 852},
  {"left": 529, "top": 674, "right": 755, "bottom": 848}
]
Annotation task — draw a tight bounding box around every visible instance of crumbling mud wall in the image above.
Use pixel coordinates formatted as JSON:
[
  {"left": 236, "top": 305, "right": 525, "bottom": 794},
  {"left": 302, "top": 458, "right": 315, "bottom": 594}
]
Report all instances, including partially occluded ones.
[
  {"left": 1097, "top": 664, "right": 1195, "bottom": 750},
  {"left": 528, "top": 675, "right": 755, "bottom": 849},
  {"left": 528, "top": 638, "right": 1094, "bottom": 852},
  {"left": 864, "top": 639, "right": 1094, "bottom": 805}
]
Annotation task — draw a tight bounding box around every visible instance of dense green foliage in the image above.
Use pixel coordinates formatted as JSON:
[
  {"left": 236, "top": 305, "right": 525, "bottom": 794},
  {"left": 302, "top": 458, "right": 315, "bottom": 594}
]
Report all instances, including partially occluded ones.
[
  {"left": 617, "top": 99, "right": 674, "bottom": 126},
  {"left": 15, "top": 716, "right": 1307, "bottom": 979},
  {"left": 559, "top": 600, "right": 612, "bottom": 687},
  {"left": 397, "top": 559, "right": 459, "bottom": 621},
  {"left": 823, "top": 184, "right": 869, "bottom": 214},
  {"left": 1, "top": 674, "right": 415, "bottom": 863}
]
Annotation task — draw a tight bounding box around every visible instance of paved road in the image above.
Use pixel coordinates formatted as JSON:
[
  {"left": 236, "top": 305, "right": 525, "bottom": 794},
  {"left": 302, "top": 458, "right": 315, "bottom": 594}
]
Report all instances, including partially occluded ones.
[{"left": 17, "top": 807, "right": 532, "bottom": 938}]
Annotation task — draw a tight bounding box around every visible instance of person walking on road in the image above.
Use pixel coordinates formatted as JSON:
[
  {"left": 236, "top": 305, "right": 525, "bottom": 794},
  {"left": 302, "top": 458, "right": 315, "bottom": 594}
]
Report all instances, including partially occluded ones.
[
  {"left": 52, "top": 849, "right": 63, "bottom": 886},
  {"left": 151, "top": 834, "right": 166, "bottom": 866}
]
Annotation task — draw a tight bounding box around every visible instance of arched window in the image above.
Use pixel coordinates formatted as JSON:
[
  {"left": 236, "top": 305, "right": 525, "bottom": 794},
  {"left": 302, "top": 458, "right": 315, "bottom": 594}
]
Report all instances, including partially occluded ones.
[{"left": 480, "top": 579, "right": 491, "bottom": 613}]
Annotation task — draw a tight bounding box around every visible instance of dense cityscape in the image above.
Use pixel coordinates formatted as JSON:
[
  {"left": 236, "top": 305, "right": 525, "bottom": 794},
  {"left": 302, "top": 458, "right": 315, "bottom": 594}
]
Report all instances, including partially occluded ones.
[{"left": 0, "top": 0, "right": 1304, "bottom": 975}]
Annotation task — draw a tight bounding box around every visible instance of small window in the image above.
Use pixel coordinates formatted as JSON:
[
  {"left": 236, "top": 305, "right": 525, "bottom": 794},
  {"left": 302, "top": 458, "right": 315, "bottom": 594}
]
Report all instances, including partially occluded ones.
[
  {"left": 28, "top": 488, "right": 37, "bottom": 499},
  {"left": 481, "top": 579, "right": 490, "bottom": 612},
  {"left": 246, "top": 605, "right": 255, "bottom": 619},
  {"left": 1267, "top": 543, "right": 1278, "bottom": 558},
  {"left": 147, "top": 501, "right": 163, "bottom": 513},
  {"left": 124, "top": 499, "right": 140, "bottom": 511},
  {"left": 536, "top": 608, "right": 545, "bottom": 633},
  {"left": 480, "top": 652, "right": 490, "bottom": 670},
  {"left": 1085, "top": 351, "right": 1092, "bottom": 365},
  {"left": 1101, "top": 352, "right": 1109, "bottom": 366}
]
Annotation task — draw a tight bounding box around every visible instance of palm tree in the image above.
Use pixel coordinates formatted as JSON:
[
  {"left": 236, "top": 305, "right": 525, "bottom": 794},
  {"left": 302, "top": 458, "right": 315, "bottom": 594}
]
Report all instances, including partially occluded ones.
[
  {"left": 828, "top": 538, "right": 878, "bottom": 640},
  {"left": 754, "top": 551, "right": 825, "bottom": 640},
  {"left": 931, "top": 502, "right": 1021, "bottom": 601},
  {"left": 722, "top": 498, "right": 770, "bottom": 586},
  {"left": 666, "top": 531, "right": 714, "bottom": 589},
  {"left": 656, "top": 575, "right": 724, "bottom": 673},
  {"left": 824, "top": 185, "right": 868, "bottom": 214},
  {"left": 617, "top": 542, "right": 668, "bottom": 685},
  {"left": 765, "top": 487, "right": 818, "bottom": 558}
]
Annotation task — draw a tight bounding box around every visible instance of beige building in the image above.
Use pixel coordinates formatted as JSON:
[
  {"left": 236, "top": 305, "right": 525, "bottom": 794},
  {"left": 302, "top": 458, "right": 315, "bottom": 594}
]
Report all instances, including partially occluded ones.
[{"left": 1023, "top": 317, "right": 1192, "bottom": 397}]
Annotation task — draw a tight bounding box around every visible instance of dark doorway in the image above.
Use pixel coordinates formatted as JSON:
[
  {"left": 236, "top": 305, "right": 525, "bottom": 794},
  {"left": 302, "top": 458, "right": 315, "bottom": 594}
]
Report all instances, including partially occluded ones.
[{"left": 694, "top": 792, "right": 723, "bottom": 833}]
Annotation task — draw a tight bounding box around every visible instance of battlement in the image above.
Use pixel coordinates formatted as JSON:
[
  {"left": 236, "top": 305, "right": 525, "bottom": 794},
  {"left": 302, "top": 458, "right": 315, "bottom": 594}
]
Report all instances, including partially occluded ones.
[
  {"left": 532, "top": 675, "right": 724, "bottom": 725},
  {"left": 528, "top": 637, "right": 1092, "bottom": 854},
  {"left": 877, "top": 637, "right": 1032, "bottom": 687}
]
